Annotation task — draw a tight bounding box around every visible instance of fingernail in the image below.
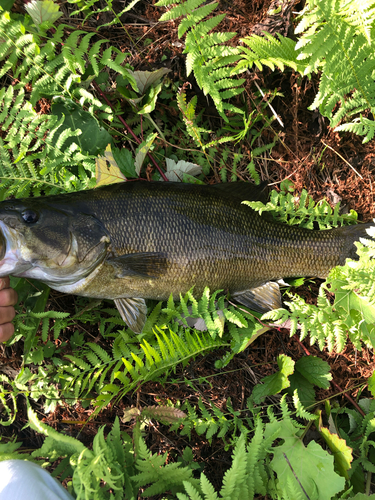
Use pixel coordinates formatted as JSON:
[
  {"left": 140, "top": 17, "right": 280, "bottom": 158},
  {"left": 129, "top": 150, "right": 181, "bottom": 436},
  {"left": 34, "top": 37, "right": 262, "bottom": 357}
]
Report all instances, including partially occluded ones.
[{"left": 0, "top": 280, "right": 4, "bottom": 289}]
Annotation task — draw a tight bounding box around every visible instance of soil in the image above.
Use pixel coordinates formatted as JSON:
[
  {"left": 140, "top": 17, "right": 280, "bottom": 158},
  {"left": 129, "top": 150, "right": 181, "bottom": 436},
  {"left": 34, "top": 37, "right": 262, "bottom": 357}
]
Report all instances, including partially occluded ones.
[{"left": 1, "top": 0, "right": 375, "bottom": 498}]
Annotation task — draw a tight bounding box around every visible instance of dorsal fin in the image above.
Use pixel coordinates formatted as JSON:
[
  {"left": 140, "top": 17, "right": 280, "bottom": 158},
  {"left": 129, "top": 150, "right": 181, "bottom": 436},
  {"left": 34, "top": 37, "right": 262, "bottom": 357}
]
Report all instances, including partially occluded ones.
[{"left": 211, "top": 181, "right": 269, "bottom": 204}]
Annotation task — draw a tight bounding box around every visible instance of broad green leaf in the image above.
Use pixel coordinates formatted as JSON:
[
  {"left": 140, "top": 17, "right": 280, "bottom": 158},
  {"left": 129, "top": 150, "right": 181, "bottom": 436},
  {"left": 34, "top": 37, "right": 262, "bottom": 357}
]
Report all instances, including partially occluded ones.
[
  {"left": 96, "top": 144, "right": 126, "bottom": 187},
  {"left": 129, "top": 68, "right": 171, "bottom": 94},
  {"left": 0, "top": 0, "right": 16, "bottom": 10},
  {"left": 348, "top": 291, "right": 375, "bottom": 323},
  {"left": 252, "top": 354, "right": 295, "bottom": 404},
  {"left": 134, "top": 133, "right": 157, "bottom": 175},
  {"left": 52, "top": 97, "right": 111, "bottom": 156},
  {"left": 295, "top": 356, "right": 332, "bottom": 389},
  {"left": 368, "top": 371, "right": 375, "bottom": 397},
  {"left": 333, "top": 275, "right": 375, "bottom": 323},
  {"left": 26, "top": 0, "right": 62, "bottom": 28},
  {"left": 319, "top": 426, "right": 353, "bottom": 480},
  {"left": 164, "top": 158, "right": 202, "bottom": 182},
  {"left": 269, "top": 419, "right": 345, "bottom": 500}
]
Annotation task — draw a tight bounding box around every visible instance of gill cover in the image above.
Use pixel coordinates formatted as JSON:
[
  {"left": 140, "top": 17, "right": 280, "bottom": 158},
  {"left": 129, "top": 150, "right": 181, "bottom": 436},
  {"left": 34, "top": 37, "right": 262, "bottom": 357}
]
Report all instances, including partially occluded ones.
[{"left": 0, "top": 202, "right": 110, "bottom": 285}]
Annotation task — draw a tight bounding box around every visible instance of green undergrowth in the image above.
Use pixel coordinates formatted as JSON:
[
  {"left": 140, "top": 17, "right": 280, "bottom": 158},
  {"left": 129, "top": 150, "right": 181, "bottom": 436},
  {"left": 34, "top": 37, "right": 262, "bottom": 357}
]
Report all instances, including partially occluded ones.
[
  {"left": 0, "top": 0, "right": 375, "bottom": 498},
  {"left": 1, "top": 396, "right": 375, "bottom": 499}
]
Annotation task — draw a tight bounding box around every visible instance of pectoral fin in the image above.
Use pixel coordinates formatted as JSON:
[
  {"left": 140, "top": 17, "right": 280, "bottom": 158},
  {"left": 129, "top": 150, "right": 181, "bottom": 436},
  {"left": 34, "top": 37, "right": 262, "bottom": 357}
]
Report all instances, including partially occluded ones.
[
  {"left": 108, "top": 252, "right": 169, "bottom": 279},
  {"left": 232, "top": 282, "right": 282, "bottom": 313},
  {"left": 114, "top": 297, "right": 147, "bottom": 334}
]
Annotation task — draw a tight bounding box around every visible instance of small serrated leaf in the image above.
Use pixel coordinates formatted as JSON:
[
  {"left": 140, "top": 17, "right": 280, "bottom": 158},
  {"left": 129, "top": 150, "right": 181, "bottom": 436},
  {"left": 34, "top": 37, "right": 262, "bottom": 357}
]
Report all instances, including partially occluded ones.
[
  {"left": 295, "top": 356, "right": 332, "bottom": 389},
  {"left": 112, "top": 147, "right": 136, "bottom": 178},
  {"left": 252, "top": 354, "right": 295, "bottom": 404}
]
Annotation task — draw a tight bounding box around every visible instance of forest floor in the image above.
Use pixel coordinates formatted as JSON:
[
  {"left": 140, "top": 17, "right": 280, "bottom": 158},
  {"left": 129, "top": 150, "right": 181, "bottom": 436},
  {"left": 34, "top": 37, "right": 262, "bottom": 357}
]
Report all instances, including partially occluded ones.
[{"left": 1, "top": 0, "right": 375, "bottom": 498}]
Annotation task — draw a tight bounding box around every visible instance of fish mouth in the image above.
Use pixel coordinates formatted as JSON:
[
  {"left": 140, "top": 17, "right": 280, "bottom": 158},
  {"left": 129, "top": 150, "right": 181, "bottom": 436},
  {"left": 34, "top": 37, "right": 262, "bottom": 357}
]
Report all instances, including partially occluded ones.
[
  {"left": 0, "top": 229, "right": 5, "bottom": 262},
  {"left": 0, "top": 221, "right": 32, "bottom": 276}
]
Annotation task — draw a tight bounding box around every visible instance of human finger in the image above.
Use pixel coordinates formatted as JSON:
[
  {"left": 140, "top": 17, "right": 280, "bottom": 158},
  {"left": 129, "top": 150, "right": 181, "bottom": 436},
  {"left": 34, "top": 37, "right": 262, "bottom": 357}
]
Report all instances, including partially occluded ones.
[
  {"left": 0, "top": 322, "right": 15, "bottom": 343},
  {"left": 0, "top": 306, "right": 15, "bottom": 325},
  {"left": 0, "top": 277, "right": 10, "bottom": 290},
  {"left": 0, "top": 288, "right": 18, "bottom": 307}
]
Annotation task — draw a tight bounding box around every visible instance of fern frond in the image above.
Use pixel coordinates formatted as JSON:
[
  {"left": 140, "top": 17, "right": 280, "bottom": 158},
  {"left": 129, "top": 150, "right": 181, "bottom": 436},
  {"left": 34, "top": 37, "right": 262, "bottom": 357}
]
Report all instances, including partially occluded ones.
[
  {"left": 295, "top": 0, "right": 375, "bottom": 139},
  {"left": 220, "top": 433, "right": 248, "bottom": 498},
  {"left": 156, "top": 0, "right": 243, "bottom": 120},
  {"left": 178, "top": 2, "right": 218, "bottom": 37},
  {"left": 58, "top": 322, "right": 225, "bottom": 413},
  {"left": 244, "top": 187, "right": 358, "bottom": 229},
  {"left": 237, "top": 32, "right": 305, "bottom": 73},
  {"left": 338, "top": 0, "right": 375, "bottom": 43},
  {"left": 235, "top": 1, "right": 375, "bottom": 141}
]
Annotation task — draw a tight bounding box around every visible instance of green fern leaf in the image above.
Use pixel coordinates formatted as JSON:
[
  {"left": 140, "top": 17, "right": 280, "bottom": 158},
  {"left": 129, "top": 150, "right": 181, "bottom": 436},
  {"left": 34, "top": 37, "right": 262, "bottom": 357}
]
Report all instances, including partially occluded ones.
[{"left": 178, "top": 2, "right": 217, "bottom": 37}]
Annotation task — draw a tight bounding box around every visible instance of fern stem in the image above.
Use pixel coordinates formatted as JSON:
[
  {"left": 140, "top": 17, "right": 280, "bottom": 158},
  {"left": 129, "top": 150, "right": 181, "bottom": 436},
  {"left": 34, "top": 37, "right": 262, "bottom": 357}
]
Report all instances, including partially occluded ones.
[
  {"left": 108, "top": 7, "right": 137, "bottom": 47},
  {"left": 91, "top": 81, "right": 168, "bottom": 181},
  {"left": 366, "top": 470, "right": 372, "bottom": 496},
  {"left": 330, "top": 379, "right": 365, "bottom": 417}
]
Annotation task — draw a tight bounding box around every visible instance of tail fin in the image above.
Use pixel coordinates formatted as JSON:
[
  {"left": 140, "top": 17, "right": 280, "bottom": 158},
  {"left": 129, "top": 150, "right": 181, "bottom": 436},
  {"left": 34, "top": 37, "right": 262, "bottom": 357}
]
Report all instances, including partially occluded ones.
[{"left": 336, "top": 222, "right": 375, "bottom": 261}]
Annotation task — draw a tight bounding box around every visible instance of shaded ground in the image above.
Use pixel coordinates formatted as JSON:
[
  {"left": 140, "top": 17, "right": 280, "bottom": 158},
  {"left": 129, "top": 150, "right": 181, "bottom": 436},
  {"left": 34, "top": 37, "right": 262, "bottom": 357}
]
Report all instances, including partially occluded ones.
[{"left": 1, "top": 0, "right": 375, "bottom": 497}]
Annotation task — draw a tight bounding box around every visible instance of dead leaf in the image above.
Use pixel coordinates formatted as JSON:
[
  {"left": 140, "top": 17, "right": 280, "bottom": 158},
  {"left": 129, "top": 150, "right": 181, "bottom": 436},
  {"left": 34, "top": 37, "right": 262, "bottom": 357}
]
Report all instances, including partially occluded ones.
[{"left": 96, "top": 144, "right": 126, "bottom": 187}]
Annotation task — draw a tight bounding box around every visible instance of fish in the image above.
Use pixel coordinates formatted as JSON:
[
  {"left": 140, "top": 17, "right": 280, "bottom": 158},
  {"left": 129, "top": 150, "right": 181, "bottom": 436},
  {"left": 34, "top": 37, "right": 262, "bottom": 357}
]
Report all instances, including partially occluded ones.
[{"left": 0, "top": 181, "right": 372, "bottom": 333}]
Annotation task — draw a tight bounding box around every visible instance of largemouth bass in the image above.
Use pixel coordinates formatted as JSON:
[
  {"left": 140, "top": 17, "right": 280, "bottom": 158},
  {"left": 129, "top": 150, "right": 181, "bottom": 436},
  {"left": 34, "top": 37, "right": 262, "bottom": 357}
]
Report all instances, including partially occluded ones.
[{"left": 0, "top": 181, "right": 372, "bottom": 333}]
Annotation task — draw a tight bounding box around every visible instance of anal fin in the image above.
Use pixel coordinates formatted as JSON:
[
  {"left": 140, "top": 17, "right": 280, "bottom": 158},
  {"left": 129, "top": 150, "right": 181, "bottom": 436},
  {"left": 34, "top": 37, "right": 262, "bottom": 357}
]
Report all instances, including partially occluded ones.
[
  {"left": 114, "top": 297, "right": 147, "bottom": 334},
  {"left": 232, "top": 282, "right": 282, "bottom": 313}
]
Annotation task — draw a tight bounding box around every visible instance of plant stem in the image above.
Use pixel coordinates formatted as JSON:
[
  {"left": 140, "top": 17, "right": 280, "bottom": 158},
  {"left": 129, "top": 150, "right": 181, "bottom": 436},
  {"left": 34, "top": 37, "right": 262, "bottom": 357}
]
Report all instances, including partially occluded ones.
[{"left": 91, "top": 81, "right": 168, "bottom": 181}]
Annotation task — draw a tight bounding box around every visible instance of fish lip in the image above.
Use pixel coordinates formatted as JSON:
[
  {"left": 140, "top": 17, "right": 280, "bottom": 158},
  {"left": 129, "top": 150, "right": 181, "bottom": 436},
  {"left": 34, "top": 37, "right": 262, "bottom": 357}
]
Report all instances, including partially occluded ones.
[
  {"left": 0, "top": 229, "right": 5, "bottom": 261},
  {"left": 0, "top": 220, "right": 32, "bottom": 276}
]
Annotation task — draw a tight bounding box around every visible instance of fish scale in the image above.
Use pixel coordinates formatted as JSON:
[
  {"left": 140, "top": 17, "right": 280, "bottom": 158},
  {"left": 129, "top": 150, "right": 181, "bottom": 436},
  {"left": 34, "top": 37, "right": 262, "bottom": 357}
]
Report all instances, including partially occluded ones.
[{"left": 0, "top": 181, "right": 372, "bottom": 333}]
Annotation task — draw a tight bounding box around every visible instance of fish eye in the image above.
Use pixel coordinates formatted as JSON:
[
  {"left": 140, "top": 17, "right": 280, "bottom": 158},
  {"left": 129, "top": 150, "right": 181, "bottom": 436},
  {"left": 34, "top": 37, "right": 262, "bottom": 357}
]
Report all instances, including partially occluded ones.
[{"left": 21, "top": 209, "right": 39, "bottom": 224}]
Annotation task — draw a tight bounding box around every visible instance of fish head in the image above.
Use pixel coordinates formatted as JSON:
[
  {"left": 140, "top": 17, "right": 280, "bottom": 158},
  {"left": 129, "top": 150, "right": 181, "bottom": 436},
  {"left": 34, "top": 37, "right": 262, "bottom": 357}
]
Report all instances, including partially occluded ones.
[{"left": 0, "top": 200, "right": 110, "bottom": 285}]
